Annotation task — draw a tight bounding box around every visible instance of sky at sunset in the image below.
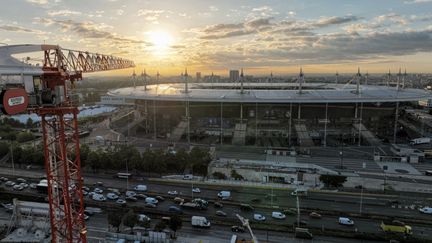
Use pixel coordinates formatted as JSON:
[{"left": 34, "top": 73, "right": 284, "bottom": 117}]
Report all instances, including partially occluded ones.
[{"left": 1, "top": 0, "right": 432, "bottom": 76}]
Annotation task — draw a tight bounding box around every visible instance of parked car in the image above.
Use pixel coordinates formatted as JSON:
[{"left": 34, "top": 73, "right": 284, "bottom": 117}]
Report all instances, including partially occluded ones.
[
  {"left": 16, "top": 178, "right": 26, "bottom": 183},
  {"left": 82, "top": 186, "right": 90, "bottom": 191},
  {"left": 145, "top": 197, "right": 158, "bottom": 204},
  {"left": 136, "top": 194, "right": 148, "bottom": 199},
  {"left": 192, "top": 188, "right": 201, "bottom": 193},
  {"left": 92, "top": 194, "right": 106, "bottom": 202},
  {"left": 338, "top": 217, "right": 354, "bottom": 226},
  {"left": 272, "top": 212, "right": 286, "bottom": 219},
  {"left": 93, "top": 188, "right": 103, "bottom": 194},
  {"left": 240, "top": 204, "right": 254, "bottom": 211},
  {"left": 309, "top": 212, "right": 322, "bottom": 219},
  {"left": 107, "top": 192, "right": 119, "bottom": 200},
  {"left": 231, "top": 226, "right": 245, "bottom": 233},
  {"left": 168, "top": 191, "right": 178, "bottom": 196},
  {"left": 19, "top": 183, "right": 28, "bottom": 188},
  {"left": 145, "top": 202, "right": 157, "bottom": 208},
  {"left": 282, "top": 208, "right": 297, "bottom": 215},
  {"left": 125, "top": 196, "right": 138, "bottom": 202},
  {"left": 116, "top": 198, "right": 126, "bottom": 205},
  {"left": 138, "top": 214, "right": 151, "bottom": 222},
  {"left": 1, "top": 203, "right": 13, "bottom": 211},
  {"left": 13, "top": 184, "right": 24, "bottom": 191},
  {"left": 216, "top": 210, "right": 227, "bottom": 217},
  {"left": 5, "top": 181, "right": 15, "bottom": 187},
  {"left": 155, "top": 196, "right": 165, "bottom": 201},
  {"left": 125, "top": 191, "right": 137, "bottom": 197},
  {"left": 419, "top": 207, "right": 432, "bottom": 214},
  {"left": 0, "top": 177, "right": 8, "bottom": 182},
  {"left": 253, "top": 213, "right": 266, "bottom": 221},
  {"left": 29, "top": 183, "right": 37, "bottom": 189}
]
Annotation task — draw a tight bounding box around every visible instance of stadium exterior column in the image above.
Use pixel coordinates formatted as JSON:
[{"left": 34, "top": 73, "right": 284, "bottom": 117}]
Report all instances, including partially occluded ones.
[
  {"left": 220, "top": 102, "right": 223, "bottom": 146},
  {"left": 324, "top": 102, "right": 328, "bottom": 147},
  {"left": 288, "top": 103, "right": 292, "bottom": 146},
  {"left": 393, "top": 102, "right": 399, "bottom": 144},
  {"left": 153, "top": 100, "right": 156, "bottom": 140},
  {"left": 297, "top": 103, "right": 301, "bottom": 119},
  {"left": 358, "top": 102, "right": 363, "bottom": 146}
]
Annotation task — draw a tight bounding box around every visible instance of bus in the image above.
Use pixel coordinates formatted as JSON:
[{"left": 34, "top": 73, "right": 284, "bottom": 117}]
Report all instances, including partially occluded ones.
[{"left": 116, "top": 172, "right": 132, "bottom": 179}]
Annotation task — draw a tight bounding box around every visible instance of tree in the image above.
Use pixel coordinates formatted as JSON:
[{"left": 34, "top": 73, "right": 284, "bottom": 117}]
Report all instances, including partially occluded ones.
[
  {"left": 231, "top": 169, "right": 244, "bottom": 180},
  {"left": 107, "top": 211, "right": 123, "bottom": 232},
  {"left": 25, "top": 118, "right": 34, "bottom": 128},
  {"left": 16, "top": 132, "right": 34, "bottom": 143},
  {"left": 212, "top": 171, "right": 227, "bottom": 180},
  {"left": 319, "top": 174, "right": 347, "bottom": 188},
  {"left": 154, "top": 221, "right": 166, "bottom": 232},
  {"left": 123, "top": 209, "right": 137, "bottom": 232},
  {"left": 168, "top": 215, "right": 183, "bottom": 239},
  {"left": 0, "top": 142, "right": 9, "bottom": 157}
]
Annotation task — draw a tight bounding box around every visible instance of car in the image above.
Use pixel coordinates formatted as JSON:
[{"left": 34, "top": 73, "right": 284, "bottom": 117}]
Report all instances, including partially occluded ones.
[
  {"left": 231, "top": 226, "right": 245, "bottom": 233},
  {"left": 138, "top": 214, "right": 151, "bottom": 222},
  {"left": 136, "top": 193, "right": 148, "bottom": 199},
  {"left": 168, "top": 191, "right": 178, "bottom": 196},
  {"left": 29, "top": 183, "right": 37, "bottom": 189},
  {"left": 216, "top": 210, "right": 227, "bottom": 217},
  {"left": 107, "top": 193, "right": 119, "bottom": 200},
  {"left": 173, "top": 197, "right": 184, "bottom": 204},
  {"left": 107, "top": 188, "right": 120, "bottom": 194},
  {"left": 82, "top": 190, "right": 88, "bottom": 196},
  {"left": 183, "top": 174, "right": 193, "bottom": 180},
  {"left": 126, "top": 196, "right": 138, "bottom": 202},
  {"left": 240, "top": 204, "right": 254, "bottom": 211},
  {"left": 134, "top": 185, "right": 147, "bottom": 192},
  {"left": 192, "top": 188, "right": 201, "bottom": 193},
  {"left": 272, "top": 212, "right": 286, "bottom": 219},
  {"left": 419, "top": 207, "right": 432, "bottom": 214},
  {"left": 282, "top": 208, "right": 297, "bottom": 215},
  {"left": 309, "top": 212, "right": 322, "bottom": 219},
  {"left": 83, "top": 209, "right": 94, "bottom": 216},
  {"left": 192, "top": 198, "right": 208, "bottom": 207},
  {"left": 1, "top": 203, "right": 13, "bottom": 211},
  {"left": 125, "top": 191, "right": 137, "bottom": 197},
  {"left": 95, "top": 181, "right": 104, "bottom": 187},
  {"left": 19, "top": 183, "right": 28, "bottom": 188},
  {"left": 253, "top": 213, "right": 266, "bottom": 221},
  {"left": 214, "top": 202, "right": 223, "bottom": 208},
  {"left": 294, "top": 220, "right": 308, "bottom": 226},
  {"left": 338, "top": 217, "right": 354, "bottom": 226},
  {"left": 92, "top": 194, "right": 106, "bottom": 202},
  {"left": 16, "top": 178, "right": 26, "bottom": 183},
  {"left": 82, "top": 186, "right": 90, "bottom": 191},
  {"left": 168, "top": 205, "right": 183, "bottom": 214},
  {"left": 13, "top": 184, "right": 24, "bottom": 191},
  {"left": 145, "top": 202, "right": 157, "bottom": 208},
  {"left": 155, "top": 196, "right": 165, "bottom": 201},
  {"left": 5, "top": 181, "right": 15, "bottom": 187},
  {"left": 0, "top": 177, "right": 8, "bottom": 182},
  {"left": 93, "top": 188, "right": 103, "bottom": 194},
  {"left": 145, "top": 197, "right": 158, "bottom": 204},
  {"left": 116, "top": 198, "right": 126, "bottom": 205}
]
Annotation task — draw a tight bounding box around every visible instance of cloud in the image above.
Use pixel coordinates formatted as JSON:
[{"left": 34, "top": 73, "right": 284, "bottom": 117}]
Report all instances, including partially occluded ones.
[
  {"left": 116, "top": 9, "right": 124, "bottom": 16},
  {"left": 26, "top": 0, "right": 48, "bottom": 4},
  {"left": 47, "top": 10, "right": 82, "bottom": 16},
  {"left": 209, "top": 6, "right": 218, "bottom": 12},
  {"left": 137, "top": 9, "right": 165, "bottom": 22},
  {"left": 315, "top": 16, "right": 360, "bottom": 27},
  {"left": 0, "top": 24, "right": 41, "bottom": 33},
  {"left": 404, "top": 0, "right": 432, "bottom": 3},
  {"left": 35, "top": 18, "right": 147, "bottom": 45}
]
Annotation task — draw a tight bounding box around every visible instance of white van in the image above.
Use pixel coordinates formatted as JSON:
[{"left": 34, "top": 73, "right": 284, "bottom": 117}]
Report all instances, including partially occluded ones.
[
  {"left": 183, "top": 174, "right": 193, "bottom": 180},
  {"left": 291, "top": 188, "right": 308, "bottom": 197},
  {"left": 272, "top": 211, "right": 286, "bottom": 219},
  {"left": 217, "top": 191, "right": 231, "bottom": 200},
  {"left": 145, "top": 197, "right": 158, "bottom": 204},
  {"left": 191, "top": 216, "right": 211, "bottom": 228},
  {"left": 134, "top": 185, "right": 147, "bottom": 192},
  {"left": 338, "top": 217, "right": 354, "bottom": 226}
]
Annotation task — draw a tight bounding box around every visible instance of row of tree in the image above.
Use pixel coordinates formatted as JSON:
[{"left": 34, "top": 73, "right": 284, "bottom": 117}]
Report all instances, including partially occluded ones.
[{"left": 80, "top": 144, "right": 212, "bottom": 176}]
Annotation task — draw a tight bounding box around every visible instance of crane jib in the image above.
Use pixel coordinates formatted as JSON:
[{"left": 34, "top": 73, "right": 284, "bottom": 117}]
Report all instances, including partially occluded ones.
[{"left": 0, "top": 88, "right": 29, "bottom": 115}]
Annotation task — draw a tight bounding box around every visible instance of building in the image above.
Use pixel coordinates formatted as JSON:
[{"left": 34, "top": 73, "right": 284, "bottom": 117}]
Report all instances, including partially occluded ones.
[
  {"left": 229, "top": 70, "right": 239, "bottom": 82},
  {"left": 196, "top": 72, "right": 201, "bottom": 82},
  {"left": 107, "top": 77, "right": 431, "bottom": 147},
  {"left": 203, "top": 74, "right": 221, "bottom": 83}
]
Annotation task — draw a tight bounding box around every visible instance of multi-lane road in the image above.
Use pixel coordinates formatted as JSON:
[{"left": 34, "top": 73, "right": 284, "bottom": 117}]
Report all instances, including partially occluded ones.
[{"left": 1, "top": 167, "right": 432, "bottom": 242}]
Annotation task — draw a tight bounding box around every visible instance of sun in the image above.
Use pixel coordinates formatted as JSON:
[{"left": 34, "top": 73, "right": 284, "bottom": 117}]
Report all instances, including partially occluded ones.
[{"left": 148, "top": 31, "right": 173, "bottom": 50}]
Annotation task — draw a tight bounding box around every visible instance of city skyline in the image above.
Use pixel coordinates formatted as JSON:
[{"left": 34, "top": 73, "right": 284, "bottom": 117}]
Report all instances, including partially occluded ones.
[{"left": 1, "top": 0, "right": 432, "bottom": 75}]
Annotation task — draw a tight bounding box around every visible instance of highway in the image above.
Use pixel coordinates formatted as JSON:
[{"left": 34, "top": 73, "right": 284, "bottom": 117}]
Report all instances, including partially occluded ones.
[{"left": 1, "top": 168, "right": 432, "bottom": 242}]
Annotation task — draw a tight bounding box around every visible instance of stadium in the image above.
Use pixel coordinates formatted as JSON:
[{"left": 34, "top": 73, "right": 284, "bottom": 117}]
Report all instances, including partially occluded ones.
[{"left": 107, "top": 72, "right": 432, "bottom": 148}]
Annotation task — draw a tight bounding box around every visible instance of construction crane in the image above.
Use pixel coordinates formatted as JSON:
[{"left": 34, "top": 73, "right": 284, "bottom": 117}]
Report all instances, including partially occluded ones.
[
  {"left": 0, "top": 44, "right": 134, "bottom": 243},
  {"left": 235, "top": 214, "right": 259, "bottom": 243}
]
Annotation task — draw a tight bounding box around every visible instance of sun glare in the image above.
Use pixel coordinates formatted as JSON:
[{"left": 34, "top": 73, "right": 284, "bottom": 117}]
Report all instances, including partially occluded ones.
[{"left": 148, "top": 31, "right": 173, "bottom": 50}]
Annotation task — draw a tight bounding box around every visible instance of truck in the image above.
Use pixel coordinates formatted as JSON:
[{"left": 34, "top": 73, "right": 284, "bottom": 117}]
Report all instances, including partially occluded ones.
[
  {"left": 410, "top": 137, "right": 431, "bottom": 145},
  {"left": 191, "top": 216, "right": 211, "bottom": 228},
  {"left": 380, "top": 221, "right": 412, "bottom": 235}
]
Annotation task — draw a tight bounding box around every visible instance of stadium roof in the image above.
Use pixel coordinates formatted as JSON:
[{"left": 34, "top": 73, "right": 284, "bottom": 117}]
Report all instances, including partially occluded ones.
[{"left": 108, "top": 83, "right": 432, "bottom": 103}]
